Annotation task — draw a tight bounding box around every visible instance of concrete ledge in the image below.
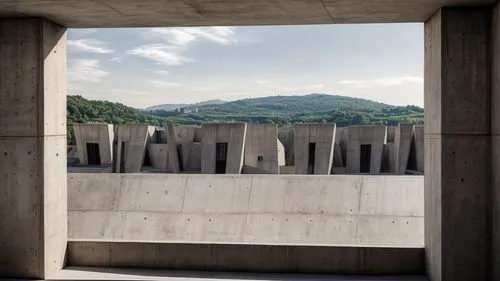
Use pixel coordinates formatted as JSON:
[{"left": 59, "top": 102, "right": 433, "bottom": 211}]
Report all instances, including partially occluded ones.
[{"left": 67, "top": 240, "right": 425, "bottom": 275}]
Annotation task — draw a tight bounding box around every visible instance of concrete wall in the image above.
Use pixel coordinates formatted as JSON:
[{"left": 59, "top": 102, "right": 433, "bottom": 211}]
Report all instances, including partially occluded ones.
[
  {"left": 346, "top": 126, "right": 387, "bottom": 174},
  {"left": 174, "top": 125, "right": 197, "bottom": 142},
  {"left": 413, "top": 125, "right": 424, "bottom": 172},
  {"left": 294, "top": 124, "right": 336, "bottom": 175},
  {"left": 115, "top": 124, "right": 154, "bottom": 173},
  {"left": 148, "top": 143, "right": 169, "bottom": 169},
  {"left": 73, "top": 123, "right": 114, "bottom": 165},
  {"left": 68, "top": 174, "right": 424, "bottom": 247},
  {"left": 200, "top": 123, "right": 246, "bottom": 174},
  {"left": 0, "top": 18, "right": 67, "bottom": 279},
  {"left": 394, "top": 124, "right": 413, "bottom": 174},
  {"left": 244, "top": 124, "right": 280, "bottom": 174}
]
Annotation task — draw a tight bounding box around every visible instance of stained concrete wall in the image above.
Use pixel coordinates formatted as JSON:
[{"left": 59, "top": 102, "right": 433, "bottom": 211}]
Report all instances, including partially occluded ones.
[
  {"left": 115, "top": 124, "right": 154, "bottom": 173},
  {"left": 244, "top": 124, "right": 280, "bottom": 174},
  {"left": 73, "top": 123, "right": 114, "bottom": 165},
  {"left": 0, "top": 18, "right": 67, "bottom": 279},
  {"left": 413, "top": 125, "right": 424, "bottom": 172},
  {"left": 68, "top": 174, "right": 424, "bottom": 247},
  {"left": 394, "top": 124, "right": 413, "bottom": 174},
  {"left": 346, "top": 126, "right": 387, "bottom": 174},
  {"left": 200, "top": 123, "right": 246, "bottom": 174},
  {"left": 148, "top": 143, "right": 169, "bottom": 169},
  {"left": 294, "top": 124, "right": 336, "bottom": 175}
]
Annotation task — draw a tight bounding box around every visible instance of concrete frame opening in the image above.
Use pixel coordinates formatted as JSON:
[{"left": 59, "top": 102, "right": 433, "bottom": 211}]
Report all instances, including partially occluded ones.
[
  {"left": 120, "top": 141, "right": 126, "bottom": 173},
  {"left": 360, "top": 144, "right": 371, "bottom": 173},
  {"left": 86, "top": 142, "right": 101, "bottom": 165},
  {"left": 215, "top": 142, "right": 228, "bottom": 174},
  {"left": 307, "top": 142, "right": 316, "bottom": 174}
]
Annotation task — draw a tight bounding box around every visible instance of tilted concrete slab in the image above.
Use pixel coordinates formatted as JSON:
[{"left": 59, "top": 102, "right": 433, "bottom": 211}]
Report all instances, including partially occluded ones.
[
  {"left": 0, "top": 0, "right": 495, "bottom": 27},
  {"left": 115, "top": 124, "right": 154, "bottom": 173},
  {"left": 294, "top": 124, "right": 336, "bottom": 175},
  {"left": 394, "top": 124, "right": 414, "bottom": 174},
  {"left": 244, "top": 124, "right": 281, "bottom": 174},
  {"left": 67, "top": 174, "right": 424, "bottom": 247},
  {"left": 347, "top": 126, "right": 387, "bottom": 174},
  {"left": 73, "top": 123, "right": 114, "bottom": 165},
  {"left": 413, "top": 125, "right": 424, "bottom": 172}
]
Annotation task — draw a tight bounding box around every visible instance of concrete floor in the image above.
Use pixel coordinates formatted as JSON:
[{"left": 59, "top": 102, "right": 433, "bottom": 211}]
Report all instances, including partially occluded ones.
[{"left": 45, "top": 267, "right": 428, "bottom": 281}]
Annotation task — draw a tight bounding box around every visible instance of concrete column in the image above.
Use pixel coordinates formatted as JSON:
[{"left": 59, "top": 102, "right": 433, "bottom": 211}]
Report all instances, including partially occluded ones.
[
  {"left": 0, "top": 19, "right": 67, "bottom": 278},
  {"left": 425, "top": 8, "right": 491, "bottom": 281}
]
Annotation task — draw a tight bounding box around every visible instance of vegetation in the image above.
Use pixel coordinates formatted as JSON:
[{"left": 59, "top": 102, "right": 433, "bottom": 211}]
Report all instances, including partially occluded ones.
[{"left": 67, "top": 94, "right": 424, "bottom": 144}]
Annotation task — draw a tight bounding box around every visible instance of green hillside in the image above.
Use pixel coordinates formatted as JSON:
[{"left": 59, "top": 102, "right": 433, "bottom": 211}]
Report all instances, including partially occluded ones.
[{"left": 67, "top": 94, "right": 424, "bottom": 144}]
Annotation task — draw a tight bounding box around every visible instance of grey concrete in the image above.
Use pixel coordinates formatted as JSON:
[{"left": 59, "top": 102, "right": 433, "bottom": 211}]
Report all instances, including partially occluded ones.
[
  {"left": 394, "top": 124, "right": 413, "bottom": 174},
  {"left": 166, "top": 124, "right": 181, "bottom": 173},
  {"left": 0, "top": 0, "right": 496, "bottom": 27},
  {"left": 294, "top": 124, "right": 336, "bottom": 175},
  {"left": 424, "top": 7, "right": 492, "bottom": 281},
  {"left": 66, "top": 241, "right": 425, "bottom": 275},
  {"left": 346, "top": 126, "right": 387, "bottom": 174},
  {"left": 73, "top": 123, "right": 114, "bottom": 165},
  {"left": 412, "top": 126, "right": 424, "bottom": 173},
  {"left": 67, "top": 174, "right": 423, "bottom": 247},
  {"left": 115, "top": 124, "right": 154, "bottom": 173},
  {"left": 52, "top": 266, "right": 428, "bottom": 281},
  {"left": 148, "top": 143, "right": 169, "bottom": 169},
  {"left": 0, "top": 18, "right": 67, "bottom": 279},
  {"left": 200, "top": 123, "right": 247, "bottom": 174},
  {"left": 244, "top": 124, "right": 281, "bottom": 174}
]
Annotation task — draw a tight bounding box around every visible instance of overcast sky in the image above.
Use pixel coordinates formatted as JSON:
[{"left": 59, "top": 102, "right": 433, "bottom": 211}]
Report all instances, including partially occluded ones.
[{"left": 67, "top": 23, "right": 424, "bottom": 109}]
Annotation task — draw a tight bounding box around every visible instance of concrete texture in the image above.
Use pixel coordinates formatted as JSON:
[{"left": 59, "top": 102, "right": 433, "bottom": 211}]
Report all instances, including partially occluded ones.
[
  {"left": 347, "top": 126, "right": 387, "bottom": 174},
  {"left": 278, "top": 127, "right": 294, "bottom": 166},
  {"left": 73, "top": 123, "right": 114, "bottom": 165},
  {"left": 424, "top": 8, "right": 492, "bottom": 281},
  {"left": 200, "top": 123, "right": 246, "bottom": 174},
  {"left": 116, "top": 124, "right": 154, "bottom": 173},
  {"left": 394, "top": 124, "right": 413, "bottom": 174},
  {"left": 413, "top": 126, "right": 424, "bottom": 172},
  {"left": 67, "top": 174, "right": 423, "bottom": 247},
  {"left": 244, "top": 124, "right": 281, "bottom": 174},
  {"left": 66, "top": 241, "right": 425, "bottom": 275},
  {"left": 0, "top": 18, "right": 67, "bottom": 279},
  {"left": 53, "top": 267, "right": 428, "bottom": 281},
  {"left": 0, "top": 0, "right": 496, "bottom": 27},
  {"left": 294, "top": 124, "right": 336, "bottom": 175},
  {"left": 148, "top": 144, "right": 169, "bottom": 169},
  {"left": 166, "top": 124, "right": 180, "bottom": 173}
]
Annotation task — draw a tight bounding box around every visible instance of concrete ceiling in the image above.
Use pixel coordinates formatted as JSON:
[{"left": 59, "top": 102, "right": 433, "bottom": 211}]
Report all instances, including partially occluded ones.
[{"left": 0, "top": 0, "right": 497, "bottom": 27}]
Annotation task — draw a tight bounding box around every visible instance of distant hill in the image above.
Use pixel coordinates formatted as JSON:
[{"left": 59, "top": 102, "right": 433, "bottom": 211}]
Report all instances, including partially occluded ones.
[
  {"left": 67, "top": 94, "right": 424, "bottom": 144},
  {"left": 146, "top": 94, "right": 424, "bottom": 127},
  {"left": 144, "top": 99, "right": 226, "bottom": 111}
]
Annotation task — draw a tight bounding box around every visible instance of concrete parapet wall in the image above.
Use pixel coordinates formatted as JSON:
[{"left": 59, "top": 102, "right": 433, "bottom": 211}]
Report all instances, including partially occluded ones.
[
  {"left": 67, "top": 240, "right": 425, "bottom": 275},
  {"left": 68, "top": 174, "right": 424, "bottom": 247}
]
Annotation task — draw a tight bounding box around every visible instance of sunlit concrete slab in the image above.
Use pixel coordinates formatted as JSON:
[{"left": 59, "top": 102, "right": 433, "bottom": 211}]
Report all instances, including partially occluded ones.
[
  {"left": 50, "top": 267, "right": 428, "bottom": 281},
  {"left": 0, "top": 0, "right": 496, "bottom": 27}
]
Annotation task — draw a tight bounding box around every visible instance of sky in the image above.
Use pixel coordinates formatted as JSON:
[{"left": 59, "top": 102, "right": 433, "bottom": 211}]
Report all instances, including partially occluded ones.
[{"left": 67, "top": 23, "right": 424, "bottom": 109}]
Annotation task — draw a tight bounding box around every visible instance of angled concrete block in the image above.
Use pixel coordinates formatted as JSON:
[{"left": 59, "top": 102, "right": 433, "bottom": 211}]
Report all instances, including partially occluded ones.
[
  {"left": 244, "top": 124, "right": 280, "bottom": 174},
  {"left": 346, "top": 125, "right": 387, "bottom": 174},
  {"left": 394, "top": 124, "right": 414, "bottom": 174},
  {"left": 73, "top": 123, "right": 114, "bottom": 165},
  {"left": 294, "top": 123, "right": 336, "bottom": 175},
  {"left": 115, "top": 124, "right": 153, "bottom": 173}
]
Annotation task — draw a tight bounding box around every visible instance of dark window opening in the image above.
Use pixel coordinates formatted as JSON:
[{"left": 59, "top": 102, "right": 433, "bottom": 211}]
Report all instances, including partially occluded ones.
[
  {"left": 360, "top": 144, "right": 372, "bottom": 173},
  {"left": 143, "top": 147, "right": 151, "bottom": 167},
  {"left": 86, "top": 143, "right": 101, "bottom": 165},
  {"left": 308, "top": 143, "right": 316, "bottom": 175},
  {"left": 120, "top": 141, "right": 126, "bottom": 173},
  {"left": 177, "top": 144, "right": 184, "bottom": 172},
  {"left": 215, "top": 142, "right": 228, "bottom": 174},
  {"left": 257, "top": 155, "right": 263, "bottom": 161},
  {"left": 155, "top": 131, "right": 162, "bottom": 143}
]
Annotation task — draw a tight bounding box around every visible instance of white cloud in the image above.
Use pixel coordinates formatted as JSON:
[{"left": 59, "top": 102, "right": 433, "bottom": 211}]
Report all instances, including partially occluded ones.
[
  {"left": 338, "top": 80, "right": 363, "bottom": 85},
  {"left": 337, "top": 76, "right": 423, "bottom": 87},
  {"left": 127, "top": 44, "right": 194, "bottom": 66},
  {"left": 109, "top": 57, "right": 123, "bottom": 62},
  {"left": 255, "top": 80, "right": 268, "bottom": 85},
  {"left": 155, "top": 70, "right": 170, "bottom": 75},
  {"left": 68, "top": 39, "right": 114, "bottom": 54},
  {"left": 129, "top": 26, "right": 236, "bottom": 65},
  {"left": 150, "top": 80, "right": 181, "bottom": 88},
  {"left": 68, "top": 59, "right": 109, "bottom": 83},
  {"left": 279, "top": 84, "right": 325, "bottom": 92}
]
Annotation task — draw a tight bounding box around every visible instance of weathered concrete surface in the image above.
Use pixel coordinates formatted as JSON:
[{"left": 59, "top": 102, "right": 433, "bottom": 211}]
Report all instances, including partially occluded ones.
[
  {"left": 73, "top": 123, "right": 114, "bottom": 165},
  {"left": 174, "top": 126, "right": 197, "bottom": 142},
  {"left": 166, "top": 124, "right": 180, "bottom": 173},
  {"left": 0, "top": 18, "right": 67, "bottom": 279},
  {"left": 294, "top": 124, "right": 336, "bottom": 175},
  {"left": 201, "top": 123, "right": 246, "bottom": 174},
  {"left": 148, "top": 144, "right": 169, "bottom": 169},
  {"left": 116, "top": 124, "right": 154, "bottom": 173},
  {"left": 53, "top": 266, "right": 429, "bottom": 281},
  {"left": 413, "top": 126, "right": 424, "bottom": 172},
  {"left": 394, "top": 124, "right": 413, "bottom": 174},
  {"left": 66, "top": 241, "right": 425, "bottom": 275},
  {"left": 244, "top": 124, "right": 280, "bottom": 174},
  {"left": 0, "top": 0, "right": 496, "bottom": 27},
  {"left": 346, "top": 126, "right": 387, "bottom": 174},
  {"left": 425, "top": 8, "right": 492, "bottom": 281},
  {"left": 68, "top": 174, "right": 423, "bottom": 247}
]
